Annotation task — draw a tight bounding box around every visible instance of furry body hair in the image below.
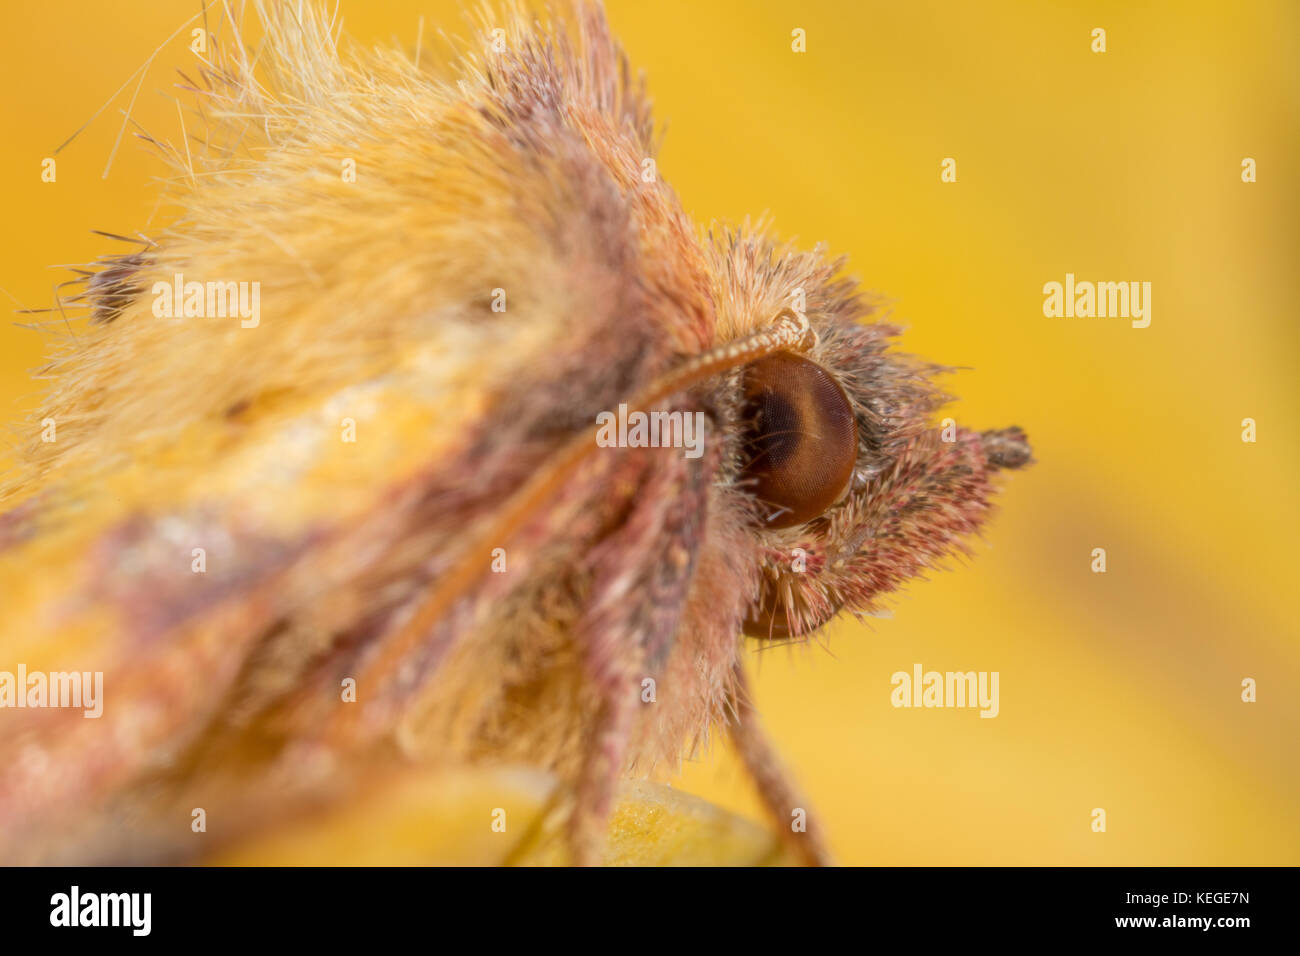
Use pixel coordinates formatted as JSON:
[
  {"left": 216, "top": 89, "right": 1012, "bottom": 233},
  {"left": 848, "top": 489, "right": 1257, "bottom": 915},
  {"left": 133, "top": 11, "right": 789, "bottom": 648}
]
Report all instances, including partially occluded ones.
[{"left": 0, "top": 1, "right": 1028, "bottom": 864}]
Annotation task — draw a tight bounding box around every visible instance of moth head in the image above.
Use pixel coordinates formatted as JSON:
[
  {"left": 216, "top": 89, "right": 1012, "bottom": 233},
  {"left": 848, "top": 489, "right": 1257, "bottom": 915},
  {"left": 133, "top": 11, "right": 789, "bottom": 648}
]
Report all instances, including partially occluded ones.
[{"left": 707, "top": 237, "right": 1033, "bottom": 640}]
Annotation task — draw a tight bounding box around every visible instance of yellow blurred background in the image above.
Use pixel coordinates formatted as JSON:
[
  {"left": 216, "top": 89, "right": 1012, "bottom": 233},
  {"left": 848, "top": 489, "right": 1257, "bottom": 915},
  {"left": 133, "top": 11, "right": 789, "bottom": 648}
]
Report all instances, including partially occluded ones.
[{"left": 1, "top": 0, "right": 1296, "bottom": 864}]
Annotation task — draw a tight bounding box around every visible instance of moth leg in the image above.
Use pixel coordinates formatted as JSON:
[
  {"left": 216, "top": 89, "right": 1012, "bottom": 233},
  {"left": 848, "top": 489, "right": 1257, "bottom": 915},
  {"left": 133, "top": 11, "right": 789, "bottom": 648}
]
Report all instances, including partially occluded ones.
[
  {"left": 728, "top": 660, "right": 833, "bottom": 866},
  {"left": 567, "top": 664, "right": 640, "bottom": 866},
  {"left": 567, "top": 438, "right": 712, "bottom": 865}
]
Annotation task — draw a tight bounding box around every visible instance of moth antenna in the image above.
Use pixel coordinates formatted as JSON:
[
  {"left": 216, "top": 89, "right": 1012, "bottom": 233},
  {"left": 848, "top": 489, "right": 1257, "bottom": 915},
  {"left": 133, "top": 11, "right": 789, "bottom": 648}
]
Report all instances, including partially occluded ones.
[
  {"left": 639, "top": 308, "right": 817, "bottom": 405},
  {"left": 336, "top": 310, "right": 819, "bottom": 722}
]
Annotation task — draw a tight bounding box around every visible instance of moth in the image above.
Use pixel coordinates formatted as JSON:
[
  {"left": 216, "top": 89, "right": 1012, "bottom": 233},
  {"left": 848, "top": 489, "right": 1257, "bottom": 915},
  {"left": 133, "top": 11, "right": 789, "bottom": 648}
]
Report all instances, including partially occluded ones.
[{"left": 0, "top": 0, "right": 1031, "bottom": 865}]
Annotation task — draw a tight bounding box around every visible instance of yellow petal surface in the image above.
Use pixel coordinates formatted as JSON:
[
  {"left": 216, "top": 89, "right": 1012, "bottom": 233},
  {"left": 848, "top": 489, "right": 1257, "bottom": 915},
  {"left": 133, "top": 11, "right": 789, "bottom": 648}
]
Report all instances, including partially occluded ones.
[{"left": 208, "top": 768, "right": 792, "bottom": 866}]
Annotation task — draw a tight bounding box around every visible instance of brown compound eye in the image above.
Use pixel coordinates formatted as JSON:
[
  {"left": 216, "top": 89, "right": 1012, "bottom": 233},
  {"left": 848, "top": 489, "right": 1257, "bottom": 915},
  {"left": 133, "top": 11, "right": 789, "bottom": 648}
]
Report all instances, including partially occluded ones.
[{"left": 738, "top": 351, "right": 858, "bottom": 529}]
